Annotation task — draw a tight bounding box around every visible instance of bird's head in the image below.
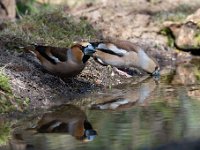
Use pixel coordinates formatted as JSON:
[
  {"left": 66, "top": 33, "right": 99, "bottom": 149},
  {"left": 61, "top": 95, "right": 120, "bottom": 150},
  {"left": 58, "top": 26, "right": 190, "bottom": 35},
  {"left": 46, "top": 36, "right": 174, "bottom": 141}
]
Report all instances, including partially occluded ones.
[
  {"left": 71, "top": 42, "right": 96, "bottom": 64},
  {"left": 79, "top": 42, "right": 96, "bottom": 56}
]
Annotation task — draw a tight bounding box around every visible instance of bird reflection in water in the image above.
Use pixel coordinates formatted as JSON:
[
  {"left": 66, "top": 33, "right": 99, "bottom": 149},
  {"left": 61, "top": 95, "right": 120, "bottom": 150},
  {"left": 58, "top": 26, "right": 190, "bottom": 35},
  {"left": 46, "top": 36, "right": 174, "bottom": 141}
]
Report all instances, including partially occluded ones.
[
  {"left": 35, "top": 104, "right": 97, "bottom": 141},
  {"left": 8, "top": 105, "right": 97, "bottom": 150},
  {"left": 91, "top": 77, "right": 157, "bottom": 110}
]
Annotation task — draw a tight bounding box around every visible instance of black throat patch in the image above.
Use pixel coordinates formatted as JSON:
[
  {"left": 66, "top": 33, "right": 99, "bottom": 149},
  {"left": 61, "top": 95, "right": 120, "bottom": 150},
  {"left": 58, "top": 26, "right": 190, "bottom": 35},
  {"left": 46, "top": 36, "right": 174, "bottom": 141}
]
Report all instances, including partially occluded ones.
[{"left": 82, "top": 55, "right": 90, "bottom": 63}]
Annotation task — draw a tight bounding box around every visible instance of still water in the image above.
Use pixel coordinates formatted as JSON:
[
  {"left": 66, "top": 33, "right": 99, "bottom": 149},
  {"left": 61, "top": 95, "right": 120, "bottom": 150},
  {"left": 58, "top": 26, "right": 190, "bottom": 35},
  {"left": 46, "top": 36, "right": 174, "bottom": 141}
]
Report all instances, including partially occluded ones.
[{"left": 2, "top": 78, "right": 200, "bottom": 150}]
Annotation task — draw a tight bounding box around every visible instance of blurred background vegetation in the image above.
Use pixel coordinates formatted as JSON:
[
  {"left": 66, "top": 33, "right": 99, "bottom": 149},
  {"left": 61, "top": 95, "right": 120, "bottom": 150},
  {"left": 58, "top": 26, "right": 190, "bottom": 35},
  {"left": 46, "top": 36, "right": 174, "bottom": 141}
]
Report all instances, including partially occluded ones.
[
  {"left": 15, "top": 0, "right": 95, "bottom": 16},
  {"left": 0, "top": 0, "right": 99, "bottom": 49},
  {"left": 16, "top": 0, "right": 52, "bottom": 16}
]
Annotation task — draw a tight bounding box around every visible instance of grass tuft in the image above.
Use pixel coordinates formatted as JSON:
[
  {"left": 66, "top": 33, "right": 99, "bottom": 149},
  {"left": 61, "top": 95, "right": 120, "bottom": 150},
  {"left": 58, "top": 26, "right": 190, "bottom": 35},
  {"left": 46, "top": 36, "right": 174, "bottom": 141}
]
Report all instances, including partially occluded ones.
[
  {"left": 0, "top": 70, "right": 30, "bottom": 114},
  {"left": 0, "top": 71, "right": 12, "bottom": 93},
  {"left": 0, "top": 122, "right": 11, "bottom": 146},
  {"left": 159, "top": 27, "right": 175, "bottom": 47},
  {"left": 0, "top": 10, "right": 99, "bottom": 50}
]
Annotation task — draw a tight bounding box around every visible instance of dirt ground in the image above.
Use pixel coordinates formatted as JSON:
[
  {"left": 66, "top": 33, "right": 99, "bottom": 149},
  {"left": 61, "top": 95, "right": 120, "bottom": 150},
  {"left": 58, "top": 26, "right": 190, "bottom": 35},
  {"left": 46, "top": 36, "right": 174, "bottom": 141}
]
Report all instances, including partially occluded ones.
[{"left": 1, "top": 0, "right": 200, "bottom": 110}]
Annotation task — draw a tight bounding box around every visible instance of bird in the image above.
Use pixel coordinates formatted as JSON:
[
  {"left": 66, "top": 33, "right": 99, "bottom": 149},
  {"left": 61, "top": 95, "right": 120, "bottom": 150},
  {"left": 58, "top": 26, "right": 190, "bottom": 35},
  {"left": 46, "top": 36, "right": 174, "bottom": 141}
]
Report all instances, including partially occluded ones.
[
  {"left": 87, "top": 37, "right": 160, "bottom": 77},
  {"left": 24, "top": 43, "right": 96, "bottom": 78},
  {"left": 35, "top": 104, "right": 97, "bottom": 141}
]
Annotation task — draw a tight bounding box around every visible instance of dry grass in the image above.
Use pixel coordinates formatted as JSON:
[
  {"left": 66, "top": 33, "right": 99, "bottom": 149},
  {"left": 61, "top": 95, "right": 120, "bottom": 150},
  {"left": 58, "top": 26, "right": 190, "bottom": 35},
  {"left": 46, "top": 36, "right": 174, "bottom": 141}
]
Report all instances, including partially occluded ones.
[{"left": 0, "top": 9, "right": 100, "bottom": 50}]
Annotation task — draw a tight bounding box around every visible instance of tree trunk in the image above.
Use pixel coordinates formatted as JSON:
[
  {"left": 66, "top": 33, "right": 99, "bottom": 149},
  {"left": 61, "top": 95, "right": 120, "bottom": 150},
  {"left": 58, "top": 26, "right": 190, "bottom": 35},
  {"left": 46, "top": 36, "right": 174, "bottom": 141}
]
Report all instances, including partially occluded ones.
[{"left": 0, "top": 0, "right": 16, "bottom": 21}]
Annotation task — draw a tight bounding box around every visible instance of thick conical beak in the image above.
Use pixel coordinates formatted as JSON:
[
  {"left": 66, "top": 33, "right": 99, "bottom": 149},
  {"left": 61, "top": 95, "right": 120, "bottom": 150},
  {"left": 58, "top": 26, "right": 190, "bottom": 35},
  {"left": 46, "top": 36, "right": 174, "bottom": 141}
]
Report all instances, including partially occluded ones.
[
  {"left": 84, "top": 45, "right": 96, "bottom": 56},
  {"left": 152, "top": 66, "right": 160, "bottom": 77}
]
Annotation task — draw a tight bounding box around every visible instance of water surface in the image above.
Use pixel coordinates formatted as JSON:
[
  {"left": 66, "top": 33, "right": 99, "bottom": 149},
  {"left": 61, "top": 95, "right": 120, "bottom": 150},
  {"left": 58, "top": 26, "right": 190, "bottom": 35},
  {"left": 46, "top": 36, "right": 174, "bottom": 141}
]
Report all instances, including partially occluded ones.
[{"left": 2, "top": 79, "right": 200, "bottom": 150}]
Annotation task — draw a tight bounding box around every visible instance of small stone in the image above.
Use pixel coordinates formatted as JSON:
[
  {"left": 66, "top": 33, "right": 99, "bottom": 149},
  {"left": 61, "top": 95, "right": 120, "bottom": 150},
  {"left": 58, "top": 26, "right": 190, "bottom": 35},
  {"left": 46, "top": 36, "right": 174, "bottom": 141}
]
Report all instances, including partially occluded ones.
[{"left": 95, "top": 79, "right": 102, "bottom": 85}]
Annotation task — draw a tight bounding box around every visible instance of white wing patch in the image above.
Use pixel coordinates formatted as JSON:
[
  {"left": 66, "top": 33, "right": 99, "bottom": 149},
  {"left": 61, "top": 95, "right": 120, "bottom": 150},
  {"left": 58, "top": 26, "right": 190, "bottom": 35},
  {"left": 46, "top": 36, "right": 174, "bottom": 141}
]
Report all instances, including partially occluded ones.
[
  {"left": 48, "top": 121, "right": 62, "bottom": 130},
  {"left": 110, "top": 99, "right": 129, "bottom": 109},
  {"left": 97, "top": 43, "right": 109, "bottom": 49},
  {"left": 97, "top": 43, "right": 127, "bottom": 55},
  {"left": 96, "top": 58, "right": 106, "bottom": 65},
  {"left": 96, "top": 98, "right": 129, "bottom": 110},
  {"left": 49, "top": 55, "right": 61, "bottom": 63}
]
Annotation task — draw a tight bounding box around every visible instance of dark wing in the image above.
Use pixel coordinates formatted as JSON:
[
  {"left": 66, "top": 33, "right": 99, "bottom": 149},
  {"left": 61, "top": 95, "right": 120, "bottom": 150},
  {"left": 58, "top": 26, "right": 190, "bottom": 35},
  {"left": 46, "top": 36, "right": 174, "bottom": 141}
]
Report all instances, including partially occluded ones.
[
  {"left": 34, "top": 45, "right": 68, "bottom": 64},
  {"left": 47, "top": 46, "right": 68, "bottom": 62}
]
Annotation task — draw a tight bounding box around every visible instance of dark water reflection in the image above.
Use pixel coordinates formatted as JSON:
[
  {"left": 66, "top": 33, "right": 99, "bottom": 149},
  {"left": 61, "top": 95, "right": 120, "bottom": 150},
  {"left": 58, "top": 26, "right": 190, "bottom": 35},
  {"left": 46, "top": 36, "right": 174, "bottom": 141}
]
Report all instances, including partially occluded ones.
[{"left": 2, "top": 79, "right": 200, "bottom": 150}]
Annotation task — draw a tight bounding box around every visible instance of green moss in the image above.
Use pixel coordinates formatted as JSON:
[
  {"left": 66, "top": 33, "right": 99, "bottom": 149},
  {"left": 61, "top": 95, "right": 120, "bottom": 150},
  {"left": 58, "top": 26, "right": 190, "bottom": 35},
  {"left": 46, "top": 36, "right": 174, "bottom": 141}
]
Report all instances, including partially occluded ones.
[
  {"left": 0, "top": 71, "right": 12, "bottom": 93},
  {"left": 16, "top": 0, "right": 53, "bottom": 16},
  {"left": 0, "top": 70, "right": 30, "bottom": 114},
  {"left": 0, "top": 122, "right": 11, "bottom": 146},
  {"left": 0, "top": 95, "right": 30, "bottom": 114},
  {"left": 194, "top": 67, "right": 200, "bottom": 82},
  {"left": 160, "top": 74, "right": 174, "bottom": 84},
  {"left": 194, "top": 33, "right": 200, "bottom": 47},
  {"left": 159, "top": 27, "right": 175, "bottom": 47},
  {"left": 0, "top": 92, "right": 30, "bottom": 114},
  {"left": 197, "top": 21, "right": 200, "bottom": 27},
  {"left": 190, "top": 58, "right": 200, "bottom": 83}
]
